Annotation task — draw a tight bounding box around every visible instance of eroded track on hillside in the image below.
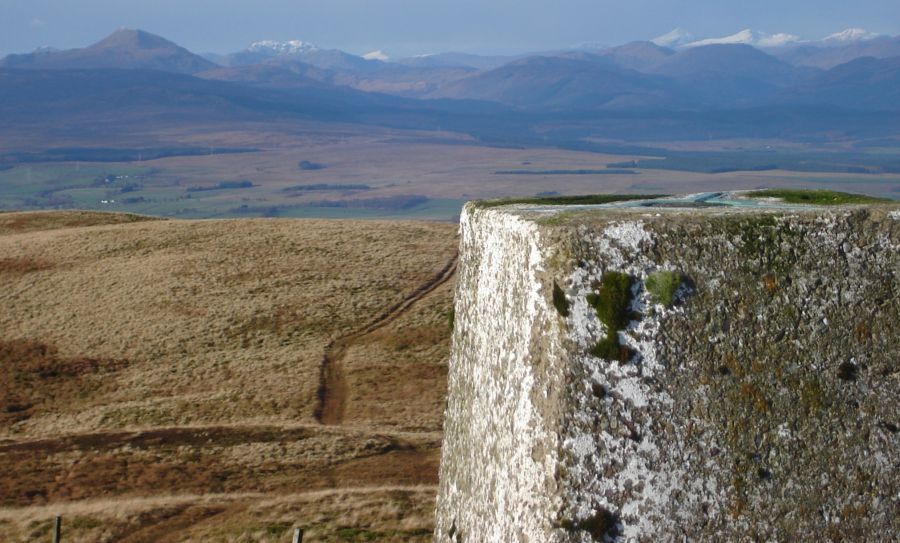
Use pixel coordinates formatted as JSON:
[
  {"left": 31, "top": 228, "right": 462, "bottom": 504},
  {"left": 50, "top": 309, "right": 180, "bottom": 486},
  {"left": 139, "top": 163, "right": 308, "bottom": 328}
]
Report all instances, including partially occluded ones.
[{"left": 314, "top": 254, "right": 458, "bottom": 426}]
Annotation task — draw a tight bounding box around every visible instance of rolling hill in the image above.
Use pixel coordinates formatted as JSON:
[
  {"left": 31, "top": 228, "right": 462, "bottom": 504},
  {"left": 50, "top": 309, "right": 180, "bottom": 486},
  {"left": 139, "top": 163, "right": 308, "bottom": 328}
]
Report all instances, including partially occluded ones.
[{"left": 0, "top": 211, "right": 458, "bottom": 542}]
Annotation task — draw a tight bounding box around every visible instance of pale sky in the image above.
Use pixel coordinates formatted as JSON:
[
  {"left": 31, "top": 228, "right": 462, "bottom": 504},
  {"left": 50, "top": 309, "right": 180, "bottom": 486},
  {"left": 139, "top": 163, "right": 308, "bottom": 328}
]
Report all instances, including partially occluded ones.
[{"left": 2, "top": 0, "right": 899, "bottom": 58}]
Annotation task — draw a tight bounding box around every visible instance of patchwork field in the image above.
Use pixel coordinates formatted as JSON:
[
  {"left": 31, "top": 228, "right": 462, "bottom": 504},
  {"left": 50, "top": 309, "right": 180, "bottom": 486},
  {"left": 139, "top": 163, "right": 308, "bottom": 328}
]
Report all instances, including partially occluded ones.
[
  {"left": 1, "top": 122, "right": 896, "bottom": 222},
  {"left": 0, "top": 211, "right": 458, "bottom": 542}
]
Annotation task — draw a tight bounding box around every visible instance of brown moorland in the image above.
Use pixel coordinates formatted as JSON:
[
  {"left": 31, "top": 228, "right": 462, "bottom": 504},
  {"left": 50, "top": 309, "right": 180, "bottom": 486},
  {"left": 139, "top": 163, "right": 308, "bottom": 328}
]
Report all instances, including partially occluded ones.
[{"left": 0, "top": 211, "right": 457, "bottom": 542}]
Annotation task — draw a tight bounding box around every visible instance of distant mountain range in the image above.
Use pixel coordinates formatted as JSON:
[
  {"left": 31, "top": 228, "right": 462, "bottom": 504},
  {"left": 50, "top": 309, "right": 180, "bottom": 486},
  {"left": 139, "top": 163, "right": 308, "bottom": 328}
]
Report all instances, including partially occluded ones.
[
  {"left": 431, "top": 53, "right": 686, "bottom": 110},
  {"left": 222, "top": 39, "right": 320, "bottom": 66},
  {"left": 683, "top": 29, "right": 801, "bottom": 48},
  {"left": 773, "top": 35, "right": 900, "bottom": 69},
  {"left": 783, "top": 55, "right": 900, "bottom": 110},
  {"left": 429, "top": 41, "right": 885, "bottom": 111},
  {"left": 653, "top": 26, "right": 885, "bottom": 49},
  {"left": 649, "top": 27, "right": 900, "bottom": 69},
  {"left": 1, "top": 27, "right": 900, "bottom": 147}
]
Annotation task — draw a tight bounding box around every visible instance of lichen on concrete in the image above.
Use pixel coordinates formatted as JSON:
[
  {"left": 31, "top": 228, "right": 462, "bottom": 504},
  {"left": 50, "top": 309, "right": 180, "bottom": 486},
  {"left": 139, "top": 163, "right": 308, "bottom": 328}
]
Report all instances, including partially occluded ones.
[{"left": 435, "top": 197, "right": 900, "bottom": 542}]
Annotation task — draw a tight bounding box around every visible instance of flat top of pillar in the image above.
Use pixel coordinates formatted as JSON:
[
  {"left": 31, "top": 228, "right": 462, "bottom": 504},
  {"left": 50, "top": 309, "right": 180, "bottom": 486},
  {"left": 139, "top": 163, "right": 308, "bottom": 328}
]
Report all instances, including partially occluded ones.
[{"left": 469, "top": 190, "right": 899, "bottom": 221}]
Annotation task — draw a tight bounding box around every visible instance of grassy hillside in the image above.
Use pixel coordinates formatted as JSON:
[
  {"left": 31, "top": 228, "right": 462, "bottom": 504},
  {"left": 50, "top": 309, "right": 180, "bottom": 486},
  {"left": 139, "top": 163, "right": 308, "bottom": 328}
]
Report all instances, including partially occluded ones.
[
  {"left": 0, "top": 212, "right": 457, "bottom": 542},
  {"left": 0, "top": 210, "right": 161, "bottom": 235}
]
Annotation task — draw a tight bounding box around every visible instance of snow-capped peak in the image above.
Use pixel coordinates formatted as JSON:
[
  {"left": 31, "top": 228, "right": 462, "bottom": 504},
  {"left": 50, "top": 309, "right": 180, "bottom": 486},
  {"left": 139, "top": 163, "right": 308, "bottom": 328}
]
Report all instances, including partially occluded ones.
[
  {"left": 651, "top": 27, "right": 883, "bottom": 50},
  {"left": 247, "top": 40, "right": 319, "bottom": 55},
  {"left": 652, "top": 28, "right": 695, "bottom": 48},
  {"left": 823, "top": 28, "right": 881, "bottom": 43},
  {"left": 362, "top": 50, "right": 389, "bottom": 61},
  {"left": 757, "top": 32, "right": 802, "bottom": 47},
  {"left": 684, "top": 29, "right": 799, "bottom": 48}
]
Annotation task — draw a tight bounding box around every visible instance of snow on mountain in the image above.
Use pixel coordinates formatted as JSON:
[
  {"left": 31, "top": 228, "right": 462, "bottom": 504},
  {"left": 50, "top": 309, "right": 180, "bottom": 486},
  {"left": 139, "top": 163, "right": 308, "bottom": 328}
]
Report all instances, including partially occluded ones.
[
  {"left": 362, "top": 50, "right": 389, "bottom": 61},
  {"left": 654, "top": 27, "right": 887, "bottom": 51},
  {"left": 684, "top": 29, "right": 799, "bottom": 48},
  {"left": 684, "top": 29, "right": 758, "bottom": 47},
  {"left": 247, "top": 40, "right": 319, "bottom": 55},
  {"left": 652, "top": 28, "right": 695, "bottom": 48},
  {"left": 757, "top": 33, "right": 802, "bottom": 47},
  {"left": 822, "top": 28, "right": 882, "bottom": 44}
]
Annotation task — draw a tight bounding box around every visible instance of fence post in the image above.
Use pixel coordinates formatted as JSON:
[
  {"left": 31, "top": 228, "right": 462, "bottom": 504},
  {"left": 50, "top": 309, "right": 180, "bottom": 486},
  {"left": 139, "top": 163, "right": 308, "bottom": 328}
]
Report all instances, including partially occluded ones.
[
  {"left": 292, "top": 527, "right": 304, "bottom": 543},
  {"left": 53, "top": 516, "right": 61, "bottom": 543}
]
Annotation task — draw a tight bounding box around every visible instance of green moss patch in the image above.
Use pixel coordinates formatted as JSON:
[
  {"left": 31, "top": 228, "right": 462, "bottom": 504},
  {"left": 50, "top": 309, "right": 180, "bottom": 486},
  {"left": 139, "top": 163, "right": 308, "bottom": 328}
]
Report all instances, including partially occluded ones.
[
  {"left": 591, "top": 336, "right": 627, "bottom": 361},
  {"left": 747, "top": 189, "right": 891, "bottom": 206},
  {"left": 474, "top": 194, "right": 666, "bottom": 209},
  {"left": 587, "top": 271, "right": 636, "bottom": 362},
  {"left": 646, "top": 270, "right": 683, "bottom": 307}
]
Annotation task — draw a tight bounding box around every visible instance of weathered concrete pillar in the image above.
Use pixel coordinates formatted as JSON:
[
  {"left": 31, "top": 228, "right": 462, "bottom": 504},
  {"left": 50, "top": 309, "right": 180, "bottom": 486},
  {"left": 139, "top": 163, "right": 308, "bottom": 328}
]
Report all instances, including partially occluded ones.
[{"left": 435, "top": 194, "right": 899, "bottom": 542}]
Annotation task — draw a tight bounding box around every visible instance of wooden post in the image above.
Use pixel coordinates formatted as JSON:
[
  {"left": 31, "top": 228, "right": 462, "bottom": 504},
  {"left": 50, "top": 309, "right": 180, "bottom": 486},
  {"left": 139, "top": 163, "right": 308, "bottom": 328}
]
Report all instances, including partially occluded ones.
[
  {"left": 292, "top": 527, "right": 303, "bottom": 543},
  {"left": 53, "top": 516, "right": 61, "bottom": 543}
]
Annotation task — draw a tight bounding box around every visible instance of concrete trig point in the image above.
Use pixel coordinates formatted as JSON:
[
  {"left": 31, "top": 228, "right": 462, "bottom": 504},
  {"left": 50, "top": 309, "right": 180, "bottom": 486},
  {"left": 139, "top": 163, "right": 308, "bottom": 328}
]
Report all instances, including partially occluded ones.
[{"left": 435, "top": 192, "right": 899, "bottom": 541}]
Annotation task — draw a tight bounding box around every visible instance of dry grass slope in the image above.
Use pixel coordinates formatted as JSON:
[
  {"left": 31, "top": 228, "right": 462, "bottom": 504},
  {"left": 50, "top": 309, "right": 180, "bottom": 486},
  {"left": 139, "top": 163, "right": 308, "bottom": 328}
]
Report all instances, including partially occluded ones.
[
  {"left": 0, "top": 210, "right": 160, "bottom": 236},
  {"left": 0, "top": 211, "right": 457, "bottom": 542}
]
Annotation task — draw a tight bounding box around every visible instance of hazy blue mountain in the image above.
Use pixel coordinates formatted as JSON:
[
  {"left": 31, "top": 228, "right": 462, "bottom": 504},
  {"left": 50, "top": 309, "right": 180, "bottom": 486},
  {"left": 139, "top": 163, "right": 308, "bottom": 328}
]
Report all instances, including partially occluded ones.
[
  {"left": 196, "top": 62, "right": 333, "bottom": 90},
  {"left": 594, "top": 41, "right": 675, "bottom": 71},
  {"left": 643, "top": 44, "right": 819, "bottom": 106},
  {"left": 224, "top": 40, "right": 321, "bottom": 66},
  {"left": 2, "top": 27, "right": 900, "bottom": 144},
  {"left": 0, "top": 66, "right": 439, "bottom": 129},
  {"left": 217, "top": 40, "right": 476, "bottom": 95},
  {"left": 773, "top": 36, "right": 900, "bottom": 69},
  {"left": 430, "top": 54, "right": 686, "bottom": 110},
  {"left": 394, "top": 52, "right": 517, "bottom": 70},
  {"left": 430, "top": 44, "right": 822, "bottom": 110},
  {"left": 649, "top": 44, "right": 811, "bottom": 82},
  {"left": 3, "top": 66, "right": 900, "bottom": 154},
  {"left": 0, "top": 29, "right": 217, "bottom": 74},
  {"left": 781, "top": 56, "right": 900, "bottom": 110},
  {"left": 223, "top": 40, "right": 385, "bottom": 74}
]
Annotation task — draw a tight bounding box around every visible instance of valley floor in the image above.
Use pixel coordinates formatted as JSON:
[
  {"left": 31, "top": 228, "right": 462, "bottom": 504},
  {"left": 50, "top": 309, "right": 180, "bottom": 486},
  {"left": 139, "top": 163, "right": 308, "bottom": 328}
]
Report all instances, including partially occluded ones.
[{"left": 2, "top": 121, "right": 896, "bottom": 222}]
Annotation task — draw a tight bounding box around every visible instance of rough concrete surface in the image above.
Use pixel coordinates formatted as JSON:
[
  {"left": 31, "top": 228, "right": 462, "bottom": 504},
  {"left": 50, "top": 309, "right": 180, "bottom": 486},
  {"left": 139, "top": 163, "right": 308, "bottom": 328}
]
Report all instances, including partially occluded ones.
[{"left": 435, "top": 195, "right": 899, "bottom": 542}]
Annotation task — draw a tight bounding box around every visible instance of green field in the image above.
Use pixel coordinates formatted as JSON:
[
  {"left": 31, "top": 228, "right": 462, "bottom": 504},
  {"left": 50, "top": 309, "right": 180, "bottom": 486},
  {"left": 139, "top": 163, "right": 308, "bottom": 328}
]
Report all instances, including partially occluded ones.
[
  {"left": 0, "top": 164, "right": 156, "bottom": 208},
  {"left": 0, "top": 163, "right": 468, "bottom": 221},
  {"left": 1, "top": 135, "right": 897, "bottom": 223}
]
